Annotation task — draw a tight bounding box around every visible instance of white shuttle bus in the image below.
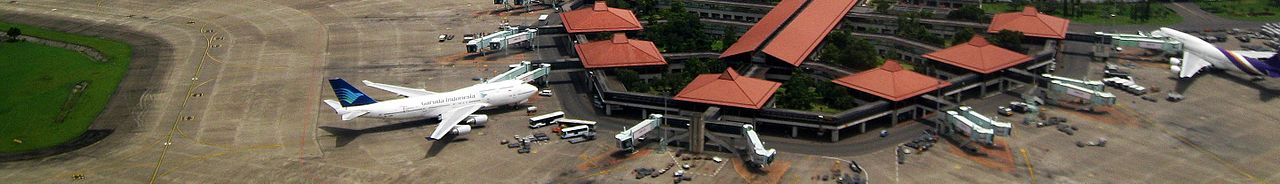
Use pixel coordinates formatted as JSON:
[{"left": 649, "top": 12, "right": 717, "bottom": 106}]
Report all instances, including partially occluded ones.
[
  {"left": 559, "top": 125, "right": 594, "bottom": 139},
  {"left": 529, "top": 111, "right": 565, "bottom": 128},
  {"left": 556, "top": 118, "right": 597, "bottom": 129}
]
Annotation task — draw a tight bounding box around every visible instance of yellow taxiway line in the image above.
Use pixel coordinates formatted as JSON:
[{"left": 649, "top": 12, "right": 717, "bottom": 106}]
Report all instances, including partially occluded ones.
[
  {"left": 1020, "top": 148, "right": 1036, "bottom": 184},
  {"left": 147, "top": 24, "right": 218, "bottom": 184}
]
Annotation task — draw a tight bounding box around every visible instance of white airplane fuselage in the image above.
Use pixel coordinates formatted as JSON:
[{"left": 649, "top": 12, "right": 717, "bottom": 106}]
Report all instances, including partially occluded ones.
[
  {"left": 345, "top": 80, "right": 537, "bottom": 120},
  {"left": 1160, "top": 27, "right": 1280, "bottom": 78}
]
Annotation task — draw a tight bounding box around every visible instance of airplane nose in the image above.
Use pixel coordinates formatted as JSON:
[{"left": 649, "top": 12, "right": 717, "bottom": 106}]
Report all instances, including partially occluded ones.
[{"left": 523, "top": 84, "right": 538, "bottom": 93}]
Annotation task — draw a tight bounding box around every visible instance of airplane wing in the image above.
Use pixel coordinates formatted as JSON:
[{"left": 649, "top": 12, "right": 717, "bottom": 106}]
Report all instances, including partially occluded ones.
[
  {"left": 1230, "top": 50, "right": 1277, "bottom": 59},
  {"left": 362, "top": 80, "right": 436, "bottom": 97},
  {"left": 1178, "top": 51, "right": 1214, "bottom": 78},
  {"left": 428, "top": 104, "right": 486, "bottom": 140}
]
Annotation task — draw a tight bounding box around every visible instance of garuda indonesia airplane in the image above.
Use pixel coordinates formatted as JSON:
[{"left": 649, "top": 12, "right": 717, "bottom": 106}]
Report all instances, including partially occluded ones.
[{"left": 322, "top": 78, "right": 537, "bottom": 140}]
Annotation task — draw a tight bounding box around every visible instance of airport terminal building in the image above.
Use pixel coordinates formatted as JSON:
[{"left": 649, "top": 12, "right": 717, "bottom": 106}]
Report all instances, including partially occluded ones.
[{"left": 547, "top": 0, "right": 1066, "bottom": 152}]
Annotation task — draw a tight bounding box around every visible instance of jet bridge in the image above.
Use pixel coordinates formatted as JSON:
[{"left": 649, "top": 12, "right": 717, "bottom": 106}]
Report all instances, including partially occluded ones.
[
  {"left": 1095, "top": 31, "right": 1183, "bottom": 54},
  {"left": 957, "top": 106, "right": 1011, "bottom": 136},
  {"left": 742, "top": 124, "right": 776, "bottom": 168},
  {"left": 467, "top": 26, "right": 536, "bottom": 54},
  {"left": 487, "top": 61, "right": 551, "bottom": 84},
  {"left": 615, "top": 114, "right": 662, "bottom": 152},
  {"left": 1042, "top": 74, "right": 1105, "bottom": 91},
  {"left": 1041, "top": 74, "right": 1116, "bottom": 111},
  {"left": 944, "top": 110, "right": 995, "bottom": 145}
]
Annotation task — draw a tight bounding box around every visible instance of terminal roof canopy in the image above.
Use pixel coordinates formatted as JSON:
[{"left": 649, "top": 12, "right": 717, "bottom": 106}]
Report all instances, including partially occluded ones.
[
  {"left": 674, "top": 68, "right": 782, "bottom": 109},
  {"left": 719, "top": 0, "right": 806, "bottom": 59},
  {"left": 832, "top": 60, "right": 951, "bottom": 102},
  {"left": 761, "top": 0, "right": 861, "bottom": 66},
  {"left": 987, "top": 6, "right": 1070, "bottom": 39},
  {"left": 560, "top": 1, "right": 643, "bottom": 33},
  {"left": 574, "top": 33, "right": 667, "bottom": 69},
  {"left": 719, "top": 0, "right": 859, "bottom": 67},
  {"left": 922, "top": 36, "right": 1032, "bottom": 74}
]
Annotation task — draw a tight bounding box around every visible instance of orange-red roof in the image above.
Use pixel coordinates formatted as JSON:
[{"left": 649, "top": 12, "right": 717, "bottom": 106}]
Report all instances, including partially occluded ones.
[
  {"left": 560, "top": 2, "right": 643, "bottom": 33},
  {"left": 922, "top": 36, "right": 1032, "bottom": 74},
  {"left": 987, "top": 6, "right": 1069, "bottom": 39},
  {"left": 762, "top": 0, "right": 860, "bottom": 66},
  {"left": 832, "top": 60, "right": 951, "bottom": 101},
  {"left": 674, "top": 68, "right": 782, "bottom": 109},
  {"left": 720, "top": 0, "right": 806, "bottom": 59},
  {"left": 574, "top": 33, "right": 667, "bottom": 69}
]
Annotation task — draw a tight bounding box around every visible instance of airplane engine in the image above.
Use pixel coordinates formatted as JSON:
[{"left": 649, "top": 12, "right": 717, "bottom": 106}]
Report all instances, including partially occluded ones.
[
  {"left": 465, "top": 115, "right": 489, "bottom": 127},
  {"left": 1169, "top": 57, "right": 1182, "bottom": 66},
  {"left": 451, "top": 125, "right": 473, "bottom": 138},
  {"left": 1171, "top": 65, "right": 1182, "bottom": 74}
]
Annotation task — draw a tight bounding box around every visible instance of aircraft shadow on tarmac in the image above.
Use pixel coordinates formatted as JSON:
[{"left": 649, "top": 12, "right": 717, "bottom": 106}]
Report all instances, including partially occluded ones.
[
  {"left": 1173, "top": 71, "right": 1280, "bottom": 101},
  {"left": 423, "top": 134, "right": 468, "bottom": 159},
  {"left": 319, "top": 120, "right": 467, "bottom": 159},
  {"left": 319, "top": 120, "right": 434, "bottom": 147}
]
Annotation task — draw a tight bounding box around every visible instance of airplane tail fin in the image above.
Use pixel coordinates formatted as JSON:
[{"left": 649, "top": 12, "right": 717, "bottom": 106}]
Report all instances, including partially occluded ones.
[
  {"left": 1267, "top": 53, "right": 1280, "bottom": 67},
  {"left": 323, "top": 100, "right": 368, "bottom": 121},
  {"left": 328, "top": 78, "right": 378, "bottom": 107}
]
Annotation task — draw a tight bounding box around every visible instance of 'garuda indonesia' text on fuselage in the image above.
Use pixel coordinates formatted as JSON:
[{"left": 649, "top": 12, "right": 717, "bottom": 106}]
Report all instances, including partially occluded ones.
[
  {"left": 1156, "top": 27, "right": 1280, "bottom": 78},
  {"left": 322, "top": 79, "right": 538, "bottom": 140}
]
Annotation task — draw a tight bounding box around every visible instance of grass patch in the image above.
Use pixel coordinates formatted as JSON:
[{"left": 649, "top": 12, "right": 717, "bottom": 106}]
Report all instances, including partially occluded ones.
[
  {"left": 0, "top": 22, "right": 131, "bottom": 153},
  {"left": 982, "top": 2, "right": 1183, "bottom": 26},
  {"left": 710, "top": 40, "right": 726, "bottom": 52},
  {"left": 809, "top": 104, "right": 844, "bottom": 114},
  {"left": 1195, "top": 0, "right": 1280, "bottom": 21}
]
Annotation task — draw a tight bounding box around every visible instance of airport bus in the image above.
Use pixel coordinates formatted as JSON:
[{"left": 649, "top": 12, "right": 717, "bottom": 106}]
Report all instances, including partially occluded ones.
[
  {"left": 529, "top": 111, "right": 565, "bottom": 128},
  {"left": 559, "top": 125, "right": 594, "bottom": 139},
  {"left": 556, "top": 118, "right": 596, "bottom": 129}
]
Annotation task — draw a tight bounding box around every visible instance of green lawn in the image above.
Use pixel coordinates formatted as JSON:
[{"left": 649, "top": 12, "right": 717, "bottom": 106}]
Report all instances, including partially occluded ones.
[
  {"left": 1195, "top": 0, "right": 1280, "bottom": 21},
  {"left": 982, "top": 2, "right": 1183, "bottom": 26},
  {"left": 0, "top": 22, "right": 131, "bottom": 153},
  {"left": 809, "top": 104, "right": 844, "bottom": 114}
]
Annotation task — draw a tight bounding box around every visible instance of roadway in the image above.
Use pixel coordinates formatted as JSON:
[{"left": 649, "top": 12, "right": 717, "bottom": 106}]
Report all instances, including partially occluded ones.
[{"left": 1070, "top": 2, "right": 1271, "bottom": 33}]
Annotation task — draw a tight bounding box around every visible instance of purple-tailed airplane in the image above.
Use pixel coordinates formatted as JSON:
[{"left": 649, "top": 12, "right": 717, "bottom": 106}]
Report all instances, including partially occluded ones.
[{"left": 1156, "top": 27, "right": 1280, "bottom": 79}]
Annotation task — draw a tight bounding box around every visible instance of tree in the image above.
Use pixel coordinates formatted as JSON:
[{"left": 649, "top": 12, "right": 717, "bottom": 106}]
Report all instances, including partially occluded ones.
[
  {"left": 605, "top": 0, "right": 632, "bottom": 9},
  {"left": 720, "top": 25, "right": 739, "bottom": 49},
  {"left": 895, "top": 14, "right": 945, "bottom": 46},
  {"left": 946, "top": 5, "right": 986, "bottom": 22},
  {"left": 684, "top": 58, "right": 710, "bottom": 74},
  {"left": 1128, "top": 1, "right": 1152, "bottom": 21},
  {"left": 820, "top": 30, "right": 882, "bottom": 70},
  {"left": 777, "top": 72, "right": 819, "bottom": 110},
  {"left": 5, "top": 27, "right": 19, "bottom": 40},
  {"left": 874, "top": 0, "right": 893, "bottom": 13},
  {"left": 614, "top": 69, "right": 646, "bottom": 92},
  {"left": 843, "top": 37, "right": 882, "bottom": 70},
  {"left": 815, "top": 81, "right": 855, "bottom": 109},
  {"left": 644, "top": 0, "right": 711, "bottom": 52},
  {"left": 950, "top": 28, "right": 974, "bottom": 47},
  {"left": 988, "top": 30, "right": 1026, "bottom": 53}
]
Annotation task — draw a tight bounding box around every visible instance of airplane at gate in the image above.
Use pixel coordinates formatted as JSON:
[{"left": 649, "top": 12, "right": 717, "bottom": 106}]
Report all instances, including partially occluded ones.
[
  {"left": 322, "top": 78, "right": 538, "bottom": 140},
  {"left": 1155, "top": 27, "right": 1280, "bottom": 78}
]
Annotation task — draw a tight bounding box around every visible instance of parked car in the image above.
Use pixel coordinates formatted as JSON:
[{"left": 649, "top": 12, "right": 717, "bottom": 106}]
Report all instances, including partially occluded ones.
[
  {"left": 848, "top": 161, "right": 863, "bottom": 173},
  {"left": 1237, "top": 36, "right": 1251, "bottom": 42},
  {"left": 997, "top": 106, "right": 1013, "bottom": 116},
  {"left": 538, "top": 89, "right": 553, "bottom": 96}
]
